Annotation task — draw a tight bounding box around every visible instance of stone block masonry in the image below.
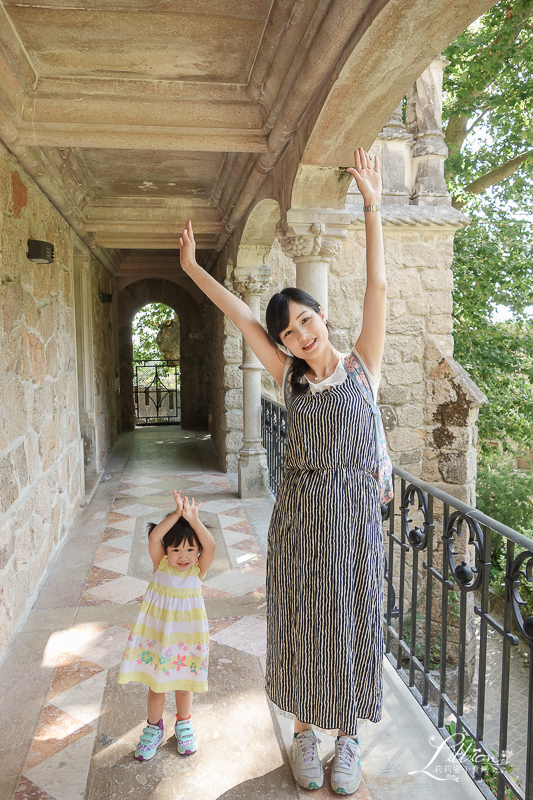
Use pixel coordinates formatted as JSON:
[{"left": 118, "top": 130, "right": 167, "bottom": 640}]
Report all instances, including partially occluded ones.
[{"left": 0, "top": 141, "right": 120, "bottom": 655}]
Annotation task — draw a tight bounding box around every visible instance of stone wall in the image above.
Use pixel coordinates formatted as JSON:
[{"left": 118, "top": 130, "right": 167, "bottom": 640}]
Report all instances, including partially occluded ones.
[
  {"left": 209, "top": 256, "right": 244, "bottom": 474},
  {"left": 0, "top": 141, "right": 119, "bottom": 654}
]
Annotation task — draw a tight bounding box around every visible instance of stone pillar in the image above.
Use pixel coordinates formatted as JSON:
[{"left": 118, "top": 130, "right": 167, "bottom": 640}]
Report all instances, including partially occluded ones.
[
  {"left": 406, "top": 55, "right": 451, "bottom": 205},
  {"left": 231, "top": 271, "right": 271, "bottom": 499},
  {"left": 276, "top": 209, "right": 351, "bottom": 316}
]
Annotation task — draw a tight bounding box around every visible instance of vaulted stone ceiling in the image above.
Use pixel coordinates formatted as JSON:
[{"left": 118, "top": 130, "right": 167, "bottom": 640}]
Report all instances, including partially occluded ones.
[{"left": 0, "top": 0, "right": 494, "bottom": 272}]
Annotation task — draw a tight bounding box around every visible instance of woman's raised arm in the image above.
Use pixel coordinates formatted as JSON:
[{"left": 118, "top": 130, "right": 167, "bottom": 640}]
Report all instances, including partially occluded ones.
[
  {"left": 348, "top": 148, "right": 387, "bottom": 379},
  {"left": 179, "top": 221, "right": 286, "bottom": 386}
]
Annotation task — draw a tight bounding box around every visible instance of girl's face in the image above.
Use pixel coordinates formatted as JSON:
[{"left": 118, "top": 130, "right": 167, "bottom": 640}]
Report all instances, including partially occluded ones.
[
  {"left": 279, "top": 301, "right": 328, "bottom": 360},
  {"left": 166, "top": 539, "right": 200, "bottom": 570}
]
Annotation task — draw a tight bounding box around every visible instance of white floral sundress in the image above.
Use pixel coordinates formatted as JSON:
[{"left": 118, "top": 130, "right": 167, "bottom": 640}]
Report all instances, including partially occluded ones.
[{"left": 118, "top": 556, "right": 209, "bottom": 692}]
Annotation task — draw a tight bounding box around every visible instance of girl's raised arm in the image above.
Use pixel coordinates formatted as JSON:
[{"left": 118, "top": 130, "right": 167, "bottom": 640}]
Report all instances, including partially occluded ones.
[
  {"left": 348, "top": 148, "right": 387, "bottom": 379},
  {"left": 179, "top": 222, "right": 286, "bottom": 387},
  {"left": 147, "top": 491, "right": 183, "bottom": 571},
  {"left": 181, "top": 496, "right": 216, "bottom": 580}
]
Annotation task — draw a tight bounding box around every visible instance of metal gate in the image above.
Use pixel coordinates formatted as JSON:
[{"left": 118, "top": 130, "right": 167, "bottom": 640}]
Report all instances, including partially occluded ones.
[{"left": 133, "top": 360, "right": 181, "bottom": 425}]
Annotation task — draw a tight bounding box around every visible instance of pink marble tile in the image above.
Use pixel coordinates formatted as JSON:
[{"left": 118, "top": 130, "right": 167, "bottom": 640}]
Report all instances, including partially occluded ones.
[
  {"left": 24, "top": 706, "right": 94, "bottom": 770},
  {"left": 232, "top": 537, "right": 261, "bottom": 553},
  {"left": 78, "top": 592, "right": 112, "bottom": 607},
  {"left": 47, "top": 656, "right": 104, "bottom": 700},
  {"left": 225, "top": 520, "right": 254, "bottom": 535},
  {"left": 13, "top": 776, "right": 55, "bottom": 800},
  {"left": 208, "top": 616, "right": 243, "bottom": 636},
  {"left": 202, "top": 586, "right": 232, "bottom": 599},
  {"left": 245, "top": 585, "right": 266, "bottom": 597},
  {"left": 100, "top": 527, "right": 128, "bottom": 543},
  {"left": 106, "top": 511, "right": 131, "bottom": 524},
  {"left": 84, "top": 565, "right": 123, "bottom": 590},
  {"left": 240, "top": 556, "right": 266, "bottom": 576},
  {"left": 93, "top": 544, "right": 127, "bottom": 565},
  {"left": 221, "top": 506, "right": 246, "bottom": 518}
]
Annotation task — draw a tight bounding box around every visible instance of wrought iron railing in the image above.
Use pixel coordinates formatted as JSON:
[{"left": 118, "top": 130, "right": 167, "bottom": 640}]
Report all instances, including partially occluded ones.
[
  {"left": 260, "top": 397, "right": 533, "bottom": 800},
  {"left": 260, "top": 396, "right": 287, "bottom": 496},
  {"left": 133, "top": 360, "right": 181, "bottom": 425}
]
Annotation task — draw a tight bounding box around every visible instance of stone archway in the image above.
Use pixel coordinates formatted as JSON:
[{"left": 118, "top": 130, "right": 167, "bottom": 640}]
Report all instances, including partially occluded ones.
[{"left": 118, "top": 278, "right": 209, "bottom": 431}]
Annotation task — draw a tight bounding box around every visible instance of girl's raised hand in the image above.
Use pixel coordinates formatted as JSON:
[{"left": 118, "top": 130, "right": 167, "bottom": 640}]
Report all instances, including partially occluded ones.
[
  {"left": 347, "top": 147, "right": 381, "bottom": 207},
  {"left": 179, "top": 220, "right": 196, "bottom": 274},
  {"left": 182, "top": 495, "right": 202, "bottom": 522},
  {"left": 173, "top": 490, "right": 183, "bottom": 516}
]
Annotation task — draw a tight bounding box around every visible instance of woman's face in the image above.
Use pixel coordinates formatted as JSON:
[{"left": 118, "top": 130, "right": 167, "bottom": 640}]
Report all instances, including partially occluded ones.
[{"left": 279, "top": 301, "right": 328, "bottom": 360}]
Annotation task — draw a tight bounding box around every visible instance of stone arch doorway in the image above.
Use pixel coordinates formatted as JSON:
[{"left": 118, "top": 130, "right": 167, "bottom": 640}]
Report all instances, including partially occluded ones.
[{"left": 118, "top": 278, "right": 209, "bottom": 431}]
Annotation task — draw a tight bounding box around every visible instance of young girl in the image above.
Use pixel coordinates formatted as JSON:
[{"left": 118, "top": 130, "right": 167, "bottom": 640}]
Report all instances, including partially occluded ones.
[
  {"left": 118, "top": 491, "right": 216, "bottom": 761},
  {"left": 179, "top": 147, "right": 385, "bottom": 795}
]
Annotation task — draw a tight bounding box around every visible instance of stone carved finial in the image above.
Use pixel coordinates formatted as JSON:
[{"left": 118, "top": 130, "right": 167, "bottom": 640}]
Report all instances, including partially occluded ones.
[{"left": 406, "top": 56, "right": 451, "bottom": 205}]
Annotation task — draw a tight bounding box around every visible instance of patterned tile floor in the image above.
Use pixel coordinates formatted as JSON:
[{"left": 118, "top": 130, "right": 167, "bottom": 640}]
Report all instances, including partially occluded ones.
[
  {"left": 2, "top": 429, "right": 489, "bottom": 800},
  {"left": 7, "top": 430, "right": 372, "bottom": 800}
]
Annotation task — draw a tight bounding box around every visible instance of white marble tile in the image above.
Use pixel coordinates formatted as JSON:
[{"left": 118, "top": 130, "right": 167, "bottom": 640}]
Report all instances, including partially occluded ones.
[
  {"left": 97, "top": 553, "right": 130, "bottom": 575},
  {"left": 222, "top": 530, "right": 250, "bottom": 548},
  {"left": 110, "top": 503, "right": 163, "bottom": 517},
  {"left": 68, "top": 624, "right": 130, "bottom": 669},
  {"left": 118, "top": 486, "right": 164, "bottom": 497},
  {"left": 107, "top": 534, "right": 133, "bottom": 551},
  {"left": 200, "top": 500, "right": 240, "bottom": 513},
  {"left": 121, "top": 476, "right": 161, "bottom": 485},
  {"left": 86, "top": 576, "right": 149, "bottom": 606},
  {"left": 49, "top": 671, "right": 107, "bottom": 726},
  {"left": 210, "top": 615, "right": 267, "bottom": 658},
  {"left": 107, "top": 517, "right": 136, "bottom": 534},
  {"left": 226, "top": 547, "right": 260, "bottom": 569},
  {"left": 218, "top": 513, "right": 246, "bottom": 529},
  {"left": 25, "top": 729, "right": 97, "bottom": 800},
  {"left": 202, "top": 569, "right": 266, "bottom": 597}
]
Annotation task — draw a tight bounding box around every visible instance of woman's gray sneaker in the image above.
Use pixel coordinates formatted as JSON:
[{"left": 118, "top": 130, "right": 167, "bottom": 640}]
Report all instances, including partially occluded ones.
[
  {"left": 331, "top": 735, "right": 361, "bottom": 795},
  {"left": 291, "top": 730, "right": 324, "bottom": 790}
]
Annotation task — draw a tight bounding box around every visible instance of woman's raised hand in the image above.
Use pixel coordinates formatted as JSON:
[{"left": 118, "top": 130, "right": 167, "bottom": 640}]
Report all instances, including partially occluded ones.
[
  {"left": 179, "top": 220, "right": 196, "bottom": 273},
  {"left": 347, "top": 147, "right": 381, "bottom": 206}
]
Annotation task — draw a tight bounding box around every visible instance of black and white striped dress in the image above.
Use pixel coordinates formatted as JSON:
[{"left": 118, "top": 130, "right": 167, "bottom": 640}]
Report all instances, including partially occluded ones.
[{"left": 265, "top": 357, "right": 384, "bottom": 736}]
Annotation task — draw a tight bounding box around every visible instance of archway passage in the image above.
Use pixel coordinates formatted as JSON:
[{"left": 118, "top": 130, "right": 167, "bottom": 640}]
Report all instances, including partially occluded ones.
[
  {"left": 119, "top": 279, "right": 209, "bottom": 431},
  {"left": 132, "top": 303, "right": 181, "bottom": 426}
]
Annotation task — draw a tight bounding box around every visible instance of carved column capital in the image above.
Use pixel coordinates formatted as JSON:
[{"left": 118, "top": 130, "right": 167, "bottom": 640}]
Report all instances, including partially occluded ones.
[
  {"left": 276, "top": 209, "right": 350, "bottom": 263},
  {"left": 231, "top": 272, "right": 270, "bottom": 298}
]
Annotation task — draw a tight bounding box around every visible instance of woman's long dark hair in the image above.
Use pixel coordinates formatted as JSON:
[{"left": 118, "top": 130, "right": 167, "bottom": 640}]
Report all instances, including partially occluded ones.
[{"left": 265, "top": 287, "right": 332, "bottom": 395}]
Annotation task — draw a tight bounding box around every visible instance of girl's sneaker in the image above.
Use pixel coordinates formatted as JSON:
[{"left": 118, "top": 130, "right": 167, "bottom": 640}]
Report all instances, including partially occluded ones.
[
  {"left": 175, "top": 717, "right": 197, "bottom": 755},
  {"left": 291, "top": 730, "right": 323, "bottom": 790},
  {"left": 330, "top": 735, "right": 361, "bottom": 795},
  {"left": 135, "top": 719, "right": 164, "bottom": 761}
]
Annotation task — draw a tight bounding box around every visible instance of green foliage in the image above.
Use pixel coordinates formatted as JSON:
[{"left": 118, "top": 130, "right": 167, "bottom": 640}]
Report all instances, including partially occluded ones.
[
  {"left": 476, "top": 452, "right": 533, "bottom": 617},
  {"left": 445, "top": 720, "right": 515, "bottom": 798},
  {"left": 443, "top": 0, "right": 533, "bottom": 211},
  {"left": 132, "top": 303, "right": 176, "bottom": 361},
  {"left": 442, "top": 1, "right": 533, "bottom": 455}
]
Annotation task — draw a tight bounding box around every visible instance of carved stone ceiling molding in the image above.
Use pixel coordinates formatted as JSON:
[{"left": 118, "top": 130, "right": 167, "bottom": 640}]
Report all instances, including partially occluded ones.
[{"left": 0, "top": 0, "right": 496, "bottom": 271}]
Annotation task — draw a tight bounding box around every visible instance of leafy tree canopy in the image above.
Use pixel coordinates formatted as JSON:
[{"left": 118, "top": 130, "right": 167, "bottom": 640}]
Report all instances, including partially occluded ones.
[
  {"left": 132, "top": 303, "right": 176, "bottom": 361},
  {"left": 442, "top": 0, "right": 533, "bottom": 456}
]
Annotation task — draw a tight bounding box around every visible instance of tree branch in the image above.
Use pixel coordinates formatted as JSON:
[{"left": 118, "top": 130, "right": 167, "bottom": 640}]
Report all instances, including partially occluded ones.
[{"left": 452, "top": 149, "right": 533, "bottom": 208}]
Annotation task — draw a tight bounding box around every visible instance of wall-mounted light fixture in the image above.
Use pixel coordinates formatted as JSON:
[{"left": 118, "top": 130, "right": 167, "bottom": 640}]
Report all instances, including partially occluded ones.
[
  {"left": 27, "top": 239, "right": 54, "bottom": 264},
  {"left": 100, "top": 292, "right": 113, "bottom": 303}
]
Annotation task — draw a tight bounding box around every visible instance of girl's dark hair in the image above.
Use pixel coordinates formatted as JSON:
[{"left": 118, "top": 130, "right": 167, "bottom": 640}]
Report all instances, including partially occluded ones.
[
  {"left": 265, "top": 287, "right": 333, "bottom": 395},
  {"left": 147, "top": 516, "right": 201, "bottom": 553}
]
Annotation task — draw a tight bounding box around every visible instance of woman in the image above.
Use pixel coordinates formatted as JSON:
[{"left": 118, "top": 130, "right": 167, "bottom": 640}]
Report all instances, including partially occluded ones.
[{"left": 179, "top": 147, "right": 386, "bottom": 795}]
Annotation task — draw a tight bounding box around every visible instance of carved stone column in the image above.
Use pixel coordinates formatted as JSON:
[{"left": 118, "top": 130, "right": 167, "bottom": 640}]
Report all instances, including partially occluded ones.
[
  {"left": 231, "top": 270, "right": 271, "bottom": 499},
  {"left": 406, "top": 55, "right": 451, "bottom": 205},
  {"left": 277, "top": 209, "right": 350, "bottom": 316}
]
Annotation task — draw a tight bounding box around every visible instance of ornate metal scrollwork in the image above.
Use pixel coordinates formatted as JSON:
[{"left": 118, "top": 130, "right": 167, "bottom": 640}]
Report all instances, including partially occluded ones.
[
  {"left": 510, "top": 550, "right": 533, "bottom": 647},
  {"left": 443, "top": 511, "right": 484, "bottom": 592},
  {"left": 400, "top": 484, "right": 430, "bottom": 550}
]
